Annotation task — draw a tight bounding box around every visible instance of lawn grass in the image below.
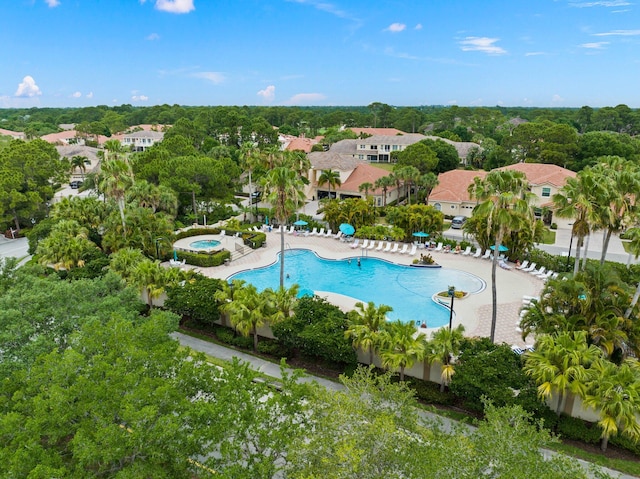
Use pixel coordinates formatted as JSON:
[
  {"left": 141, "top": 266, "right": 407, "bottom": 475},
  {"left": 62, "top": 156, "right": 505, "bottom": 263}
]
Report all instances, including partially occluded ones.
[
  {"left": 550, "top": 442, "right": 640, "bottom": 477},
  {"left": 371, "top": 163, "right": 395, "bottom": 172},
  {"left": 540, "top": 228, "right": 556, "bottom": 244}
]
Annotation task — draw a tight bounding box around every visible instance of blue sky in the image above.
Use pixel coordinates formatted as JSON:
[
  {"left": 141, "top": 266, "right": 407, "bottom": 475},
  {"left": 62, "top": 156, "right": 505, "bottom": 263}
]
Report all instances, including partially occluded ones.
[{"left": 2, "top": 0, "right": 640, "bottom": 108}]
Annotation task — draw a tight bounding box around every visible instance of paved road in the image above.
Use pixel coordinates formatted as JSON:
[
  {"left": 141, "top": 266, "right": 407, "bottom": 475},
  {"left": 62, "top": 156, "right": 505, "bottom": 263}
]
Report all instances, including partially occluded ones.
[
  {"left": 173, "top": 332, "right": 634, "bottom": 479},
  {"left": 0, "top": 236, "right": 29, "bottom": 263}
]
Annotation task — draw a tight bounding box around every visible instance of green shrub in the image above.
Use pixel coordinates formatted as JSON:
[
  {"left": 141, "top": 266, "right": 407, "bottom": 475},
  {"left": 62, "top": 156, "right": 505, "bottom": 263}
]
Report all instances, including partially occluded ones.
[
  {"left": 557, "top": 415, "right": 601, "bottom": 444},
  {"left": 550, "top": 223, "right": 558, "bottom": 230},
  {"left": 179, "top": 249, "right": 230, "bottom": 267},
  {"left": 406, "top": 378, "right": 455, "bottom": 405},
  {"left": 232, "top": 335, "right": 254, "bottom": 349},
  {"left": 215, "top": 327, "right": 236, "bottom": 345},
  {"left": 610, "top": 432, "right": 640, "bottom": 456},
  {"left": 257, "top": 340, "right": 291, "bottom": 358}
]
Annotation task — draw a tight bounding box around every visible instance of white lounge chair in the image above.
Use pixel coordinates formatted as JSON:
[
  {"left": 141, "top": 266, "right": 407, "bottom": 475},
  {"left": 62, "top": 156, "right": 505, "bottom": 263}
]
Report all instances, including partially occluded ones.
[
  {"left": 317, "top": 227, "right": 325, "bottom": 236},
  {"left": 288, "top": 226, "right": 296, "bottom": 234},
  {"left": 219, "top": 229, "right": 226, "bottom": 238},
  {"left": 333, "top": 231, "right": 342, "bottom": 239},
  {"left": 516, "top": 260, "right": 529, "bottom": 270},
  {"left": 382, "top": 242, "right": 391, "bottom": 252},
  {"left": 472, "top": 248, "right": 482, "bottom": 258},
  {"left": 398, "top": 244, "right": 408, "bottom": 254},
  {"left": 324, "top": 229, "right": 333, "bottom": 237},
  {"left": 390, "top": 243, "right": 399, "bottom": 253},
  {"left": 481, "top": 249, "right": 491, "bottom": 259},
  {"left": 368, "top": 240, "right": 376, "bottom": 250},
  {"left": 309, "top": 227, "right": 318, "bottom": 236},
  {"left": 408, "top": 244, "right": 417, "bottom": 256},
  {"left": 538, "top": 270, "right": 554, "bottom": 280},
  {"left": 499, "top": 259, "right": 513, "bottom": 270},
  {"left": 360, "top": 239, "right": 369, "bottom": 249},
  {"left": 376, "top": 241, "right": 384, "bottom": 251},
  {"left": 522, "top": 262, "right": 536, "bottom": 272},
  {"left": 550, "top": 272, "right": 559, "bottom": 280},
  {"left": 461, "top": 246, "right": 472, "bottom": 256},
  {"left": 530, "top": 266, "right": 545, "bottom": 276},
  {"left": 350, "top": 238, "right": 360, "bottom": 249},
  {"left": 434, "top": 242, "right": 443, "bottom": 252}
]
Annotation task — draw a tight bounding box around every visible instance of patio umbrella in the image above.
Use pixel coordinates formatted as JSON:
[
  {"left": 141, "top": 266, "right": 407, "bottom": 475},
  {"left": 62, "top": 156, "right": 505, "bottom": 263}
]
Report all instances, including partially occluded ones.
[
  {"left": 412, "top": 231, "right": 430, "bottom": 243},
  {"left": 490, "top": 244, "right": 509, "bottom": 252},
  {"left": 339, "top": 223, "right": 355, "bottom": 236},
  {"left": 173, "top": 250, "right": 178, "bottom": 261},
  {"left": 293, "top": 220, "right": 308, "bottom": 226}
]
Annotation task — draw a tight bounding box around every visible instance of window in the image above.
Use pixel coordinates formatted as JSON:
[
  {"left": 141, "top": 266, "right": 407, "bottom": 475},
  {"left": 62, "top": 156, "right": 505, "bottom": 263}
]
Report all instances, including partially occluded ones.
[
  {"left": 392, "top": 145, "right": 399, "bottom": 151},
  {"left": 370, "top": 145, "right": 377, "bottom": 150},
  {"left": 359, "top": 144, "right": 366, "bottom": 150},
  {"left": 383, "top": 145, "right": 390, "bottom": 151},
  {"left": 434, "top": 203, "right": 442, "bottom": 211},
  {"left": 358, "top": 154, "right": 364, "bottom": 160},
  {"left": 541, "top": 187, "right": 551, "bottom": 197},
  {"left": 379, "top": 154, "right": 389, "bottom": 162},
  {"left": 367, "top": 154, "right": 378, "bottom": 162}
]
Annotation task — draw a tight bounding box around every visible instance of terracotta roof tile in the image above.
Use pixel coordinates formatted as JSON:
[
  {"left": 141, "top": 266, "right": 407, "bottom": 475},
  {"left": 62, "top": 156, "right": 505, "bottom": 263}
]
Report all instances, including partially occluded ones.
[
  {"left": 430, "top": 170, "right": 487, "bottom": 202},
  {"left": 337, "top": 163, "right": 393, "bottom": 195},
  {"left": 499, "top": 163, "right": 576, "bottom": 187}
]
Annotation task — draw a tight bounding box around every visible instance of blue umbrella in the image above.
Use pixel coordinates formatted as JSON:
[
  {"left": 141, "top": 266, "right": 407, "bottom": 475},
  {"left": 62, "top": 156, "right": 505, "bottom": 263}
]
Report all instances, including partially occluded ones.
[
  {"left": 173, "top": 250, "right": 178, "bottom": 261},
  {"left": 293, "top": 220, "right": 308, "bottom": 226},
  {"left": 339, "top": 223, "right": 355, "bottom": 236},
  {"left": 490, "top": 244, "right": 509, "bottom": 252},
  {"left": 413, "top": 231, "right": 430, "bottom": 243}
]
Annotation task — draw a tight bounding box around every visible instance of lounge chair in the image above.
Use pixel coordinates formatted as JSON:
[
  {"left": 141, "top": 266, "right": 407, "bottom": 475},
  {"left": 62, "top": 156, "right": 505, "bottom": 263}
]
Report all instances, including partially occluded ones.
[
  {"left": 516, "top": 260, "right": 529, "bottom": 270},
  {"left": 360, "top": 239, "right": 369, "bottom": 249},
  {"left": 350, "top": 238, "right": 360, "bottom": 249},
  {"left": 289, "top": 226, "right": 297, "bottom": 234},
  {"left": 522, "top": 262, "right": 536, "bottom": 272},
  {"left": 323, "top": 229, "right": 332, "bottom": 237},
  {"left": 461, "top": 246, "right": 472, "bottom": 256},
  {"left": 376, "top": 241, "right": 384, "bottom": 251},
  {"left": 309, "top": 227, "right": 318, "bottom": 236},
  {"left": 317, "top": 227, "right": 325, "bottom": 236},
  {"left": 434, "top": 242, "right": 443, "bottom": 252},
  {"left": 218, "top": 229, "right": 226, "bottom": 238},
  {"left": 383, "top": 242, "right": 392, "bottom": 252},
  {"left": 538, "top": 270, "right": 554, "bottom": 280},
  {"left": 481, "top": 249, "right": 491, "bottom": 259},
  {"left": 530, "top": 265, "right": 545, "bottom": 276},
  {"left": 550, "top": 272, "right": 559, "bottom": 280},
  {"left": 472, "top": 247, "right": 482, "bottom": 258},
  {"left": 368, "top": 240, "right": 376, "bottom": 250},
  {"left": 499, "top": 259, "right": 513, "bottom": 270},
  {"left": 390, "top": 243, "right": 399, "bottom": 253},
  {"left": 408, "top": 244, "right": 417, "bottom": 256},
  {"left": 398, "top": 244, "right": 409, "bottom": 254},
  {"left": 333, "top": 231, "right": 343, "bottom": 239}
]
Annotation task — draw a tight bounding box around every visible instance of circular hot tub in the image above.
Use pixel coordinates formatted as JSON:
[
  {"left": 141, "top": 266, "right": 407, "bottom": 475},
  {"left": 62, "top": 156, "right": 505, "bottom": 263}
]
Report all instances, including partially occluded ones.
[{"left": 189, "top": 239, "right": 221, "bottom": 250}]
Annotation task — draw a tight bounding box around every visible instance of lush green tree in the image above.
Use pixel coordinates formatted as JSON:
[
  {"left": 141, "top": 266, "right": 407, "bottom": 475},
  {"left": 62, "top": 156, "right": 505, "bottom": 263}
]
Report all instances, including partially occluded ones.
[
  {"left": 374, "top": 175, "right": 395, "bottom": 206},
  {"left": 379, "top": 320, "right": 426, "bottom": 381},
  {"left": 422, "top": 137, "right": 460, "bottom": 173},
  {"left": 228, "top": 284, "right": 272, "bottom": 351},
  {"left": 426, "top": 324, "right": 465, "bottom": 392},
  {"left": 524, "top": 331, "right": 603, "bottom": 415},
  {"left": 69, "top": 154, "right": 90, "bottom": 179},
  {"left": 36, "top": 219, "right": 100, "bottom": 270},
  {"left": 395, "top": 141, "right": 438, "bottom": 174},
  {"left": 468, "top": 170, "right": 534, "bottom": 342},
  {"left": 318, "top": 168, "right": 342, "bottom": 200},
  {"left": 345, "top": 301, "right": 392, "bottom": 365},
  {"left": 99, "top": 157, "right": 134, "bottom": 234}
]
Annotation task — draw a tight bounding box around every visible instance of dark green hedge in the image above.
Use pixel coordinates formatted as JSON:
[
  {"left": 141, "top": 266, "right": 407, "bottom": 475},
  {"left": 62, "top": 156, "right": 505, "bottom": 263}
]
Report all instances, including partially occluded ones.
[{"left": 179, "top": 249, "right": 230, "bottom": 267}]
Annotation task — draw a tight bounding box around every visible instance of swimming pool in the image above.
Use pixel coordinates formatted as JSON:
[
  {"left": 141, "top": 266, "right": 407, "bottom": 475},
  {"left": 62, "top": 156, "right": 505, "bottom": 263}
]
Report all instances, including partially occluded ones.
[
  {"left": 189, "top": 239, "right": 221, "bottom": 250},
  {"left": 228, "top": 249, "right": 485, "bottom": 328}
]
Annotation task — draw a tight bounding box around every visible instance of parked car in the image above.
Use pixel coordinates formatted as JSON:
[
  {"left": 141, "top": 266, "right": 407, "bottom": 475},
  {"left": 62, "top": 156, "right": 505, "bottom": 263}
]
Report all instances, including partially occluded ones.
[
  {"left": 70, "top": 180, "right": 83, "bottom": 189},
  {"left": 451, "top": 216, "right": 467, "bottom": 229}
]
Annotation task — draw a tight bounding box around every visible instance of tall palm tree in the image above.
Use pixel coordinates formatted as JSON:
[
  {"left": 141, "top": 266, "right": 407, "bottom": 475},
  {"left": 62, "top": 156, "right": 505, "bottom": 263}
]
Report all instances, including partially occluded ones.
[
  {"left": 262, "top": 162, "right": 306, "bottom": 289},
  {"left": 468, "top": 170, "right": 533, "bottom": 343},
  {"left": 265, "top": 284, "right": 300, "bottom": 324},
  {"left": 584, "top": 358, "right": 640, "bottom": 452},
  {"left": 70, "top": 155, "right": 90, "bottom": 179},
  {"left": 358, "top": 181, "right": 373, "bottom": 198},
  {"left": 228, "top": 284, "right": 271, "bottom": 352},
  {"left": 393, "top": 166, "right": 421, "bottom": 205},
  {"left": 318, "top": 169, "right": 341, "bottom": 200},
  {"left": 239, "top": 141, "right": 261, "bottom": 221},
  {"left": 426, "top": 325, "right": 465, "bottom": 392},
  {"left": 524, "top": 331, "right": 602, "bottom": 415},
  {"left": 99, "top": 158, "right": 134, "bottom": 235},
  {"left": 374, "top": 175, "right": 394, "bottom": 207},
  {"left": 345, "top": 301, "right": 393, "bottom": 366},
  {"left": 418, "top": 172, "right": 439, "bottom": 204},
  {"left": 624, "top": 227, "right": 640, "bottom": 319},
  {"left": 378, "top": 320, "right": 426, "bottom": 381},
  {"left": 131, "top": 259, "right": 166, "bottom": 309}
]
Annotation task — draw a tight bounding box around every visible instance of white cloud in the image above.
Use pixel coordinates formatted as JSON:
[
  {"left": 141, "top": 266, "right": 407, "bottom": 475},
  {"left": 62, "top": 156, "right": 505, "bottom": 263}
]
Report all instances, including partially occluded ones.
[
  {"left": 192, "top": 71, "right": 225, "bottom": 84},
  {"left": 146, "top": 33, "right": 160, "bottom": 40},
  {"left": 569, "top": 0, "right": 631, "bottom": 7},
  {"left": 153, "top": 0, "right": 194, "bottom": 13},
  {"left": 284, "top": 93, "right": 326, "bottom": 106},
  {"left": 593, "top": 29, "right": 640, "bottom": 36},
  {"left": 86, "top": 92, "right": 94, "bottom": 99},
  {"left": 414, "top": 24, "right": 423, "bottom": 30},
  {"left": 525, "top": 51, "right": 546, "bottom": 56},
  {"left": 257, "top": 85, "right": 276, "bottom": 102},
  {"left": 581, "top": 41, "right": 609, "bottom": 49},
  {"left": 14, "top": 76, "right": 42, "bottom": 98},
  {"left": 44, "top": 0, "right": 60, "bottom": 7},
  {"left": 551, "top": 94, "right": 565, "bottom": 103},
  {"left": 132, "top": 95, "right": 149, "bottom": 102},
  {"left": 385, "top": 23, "right": 406, "bottom": 33},
  {"left": 459, "top": 37, "right": 507, "bottom": 55},
  {"left": 71, "top": 91, "right": 82, "bottom": 98}
]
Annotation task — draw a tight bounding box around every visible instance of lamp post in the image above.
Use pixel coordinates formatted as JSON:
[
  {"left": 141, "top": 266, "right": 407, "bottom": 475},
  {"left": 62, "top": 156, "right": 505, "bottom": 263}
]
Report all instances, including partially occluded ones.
[
  {"left": 566, "top": 227, "right": 574, "bottom": 271},
  {"left": 448, "top": 285, "right": 455, "bottom": 331}
]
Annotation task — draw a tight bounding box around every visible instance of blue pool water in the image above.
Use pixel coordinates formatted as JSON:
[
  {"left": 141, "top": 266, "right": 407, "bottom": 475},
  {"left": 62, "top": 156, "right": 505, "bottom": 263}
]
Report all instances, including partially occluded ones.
[
  {"left": 228, "top": 249, "right": 485, "bottom": 328},
  {"left": 189, "top": 239, "right": 221, "bottom": 249}
]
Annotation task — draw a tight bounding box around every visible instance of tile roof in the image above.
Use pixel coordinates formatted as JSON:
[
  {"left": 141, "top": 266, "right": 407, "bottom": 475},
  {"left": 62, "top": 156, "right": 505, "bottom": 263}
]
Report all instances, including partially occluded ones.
[
  {"left": 498, "top": 163, "right": 576, "bottom": 187},
  {"left": 282, "top": 136, "right": 318, "bottom": 152},
  {"left": 429, "top": 170, "right": 487, "bottom": 202},
  {"left": 358, "top": 133, "right": 426, "bottom": 145},
  {"left": 348, "top": 127, "right": 407, "bottom": 136},
  {"left": 308, "top": 149, "right": 364, "bottom": 171},
  {"left": 41, "top": 130, "right": 110, "bottom": 145},
  {"left": 337, "top": 163, "right": 393, "bottom": 195},
  {"left": 0, "top": 128, "right": 25, "bottom": 139}
]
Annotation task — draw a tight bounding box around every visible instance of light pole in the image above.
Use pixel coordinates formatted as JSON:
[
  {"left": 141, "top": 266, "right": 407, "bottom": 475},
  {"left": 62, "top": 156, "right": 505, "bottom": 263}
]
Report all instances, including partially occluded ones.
[
  {"left": 566, "top": 223, "right": 574, "bottom": 271},
  {"left": 448, "top": 285, "right": 455, "bottom": 331}
]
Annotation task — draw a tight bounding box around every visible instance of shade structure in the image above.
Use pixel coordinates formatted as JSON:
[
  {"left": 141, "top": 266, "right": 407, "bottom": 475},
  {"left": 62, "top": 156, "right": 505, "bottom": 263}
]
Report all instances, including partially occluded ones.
[
  {"left": 490, "top": 244, "right": 509, "bottom": 252},
  {"left": 293, "top": 220, "right": 308, "bottom": 226},
  {"left": 413, "top": 231, "right": 430, "bottom": 243},
  {"left": 339, "top": 223, "right": 355, "bottom": 236}
]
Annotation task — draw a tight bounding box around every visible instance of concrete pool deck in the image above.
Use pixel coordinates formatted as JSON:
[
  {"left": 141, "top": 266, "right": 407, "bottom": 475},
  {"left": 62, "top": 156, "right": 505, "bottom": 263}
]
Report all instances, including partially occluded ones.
[{"left": 184, "top": 231, "right": 543, "bottom": 348}]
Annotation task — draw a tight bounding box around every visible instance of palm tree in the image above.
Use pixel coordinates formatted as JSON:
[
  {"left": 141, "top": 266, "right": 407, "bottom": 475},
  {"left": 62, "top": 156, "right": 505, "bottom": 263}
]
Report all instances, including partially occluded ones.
[
  {"left": 393, "top": 166, "right": 421, "bottom": 205},
  {"left": 345, "top": 301, "right": 393, "bottom": 366},
  {"left": 468, "top": 170, "right": 533, "bottom": 343},
  {"left": 70, "top": 155, "right": 90, "bottom": 179},
  {"left": 99, "top": 158, "right": 134, "bottom": 235},
  {"left": 239, "top": 141, "right": 262, "bottom": 221},
  {"left": 624, "top": 227, "right": 640, "bottom": 319},
  {"left": 378, "top": 320, "right": 426, "bottom": 381},
  {"left": 228, "top": 284, "right": 271, "bottom": 352},
  {"left": 318, "top": 169, "right": 341, "bottom": 200},
  {"left": 213, "top": 279, "right": 246, "bottom": 327},
  {"left": 524, "top": 331, "right": 602, "bottom": 415},
  {"left": 374, "top": 175, "right": 394, "bottom": 207},
  {"left": 584, "top": 358, "right": 640, "bottom": 452},
  {"left": 266, "top": 284, "right": 300, "bottom": 324},
  {"left": 426, "top": 325, "right": 465, "bottom": 392},
  {"left": 262, "top": 161, "right": 306, "bottom": 288},
  {"left": 358, "top": 181, "right": 373, "bottom": 198},
  {"left": 418, "top": 172, "right": 439, "bottom": 204},
  {"left": 131, "top": 258, "right": 166, "bottom": 309}
]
